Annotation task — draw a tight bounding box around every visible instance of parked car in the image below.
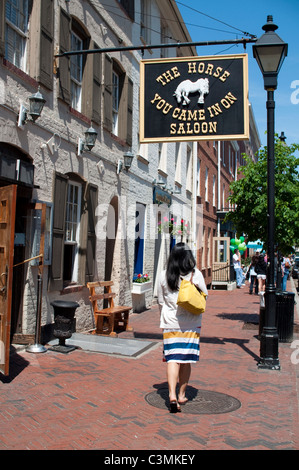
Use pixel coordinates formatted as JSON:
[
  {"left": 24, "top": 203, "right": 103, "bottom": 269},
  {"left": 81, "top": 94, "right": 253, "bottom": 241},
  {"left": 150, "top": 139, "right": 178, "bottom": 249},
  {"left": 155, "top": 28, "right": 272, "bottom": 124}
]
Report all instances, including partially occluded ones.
[{"left": 292, "top": 257, "right": 299, "bottom": 279}]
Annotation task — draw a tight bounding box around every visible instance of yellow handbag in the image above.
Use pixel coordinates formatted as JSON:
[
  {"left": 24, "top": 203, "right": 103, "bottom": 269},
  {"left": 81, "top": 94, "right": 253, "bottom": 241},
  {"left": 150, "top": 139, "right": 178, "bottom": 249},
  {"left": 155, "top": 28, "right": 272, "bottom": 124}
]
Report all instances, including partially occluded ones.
[{"left": 177, "top": 271, "right": 207, "bottom": 315}]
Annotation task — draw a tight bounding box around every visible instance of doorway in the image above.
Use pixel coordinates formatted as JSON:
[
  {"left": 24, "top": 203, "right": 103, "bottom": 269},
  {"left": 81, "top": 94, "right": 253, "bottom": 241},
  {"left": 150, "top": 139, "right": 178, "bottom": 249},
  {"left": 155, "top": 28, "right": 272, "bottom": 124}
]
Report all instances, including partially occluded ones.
[{"left": 0, "top": 144, "right": 34, "bottom": 347}]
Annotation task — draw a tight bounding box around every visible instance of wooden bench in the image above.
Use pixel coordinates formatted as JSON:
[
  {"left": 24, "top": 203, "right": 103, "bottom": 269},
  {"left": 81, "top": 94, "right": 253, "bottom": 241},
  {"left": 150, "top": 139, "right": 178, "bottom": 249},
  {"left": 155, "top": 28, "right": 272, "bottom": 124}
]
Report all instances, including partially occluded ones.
[{"left": 87, "top": 281, "right": 132, "bottom": 337}]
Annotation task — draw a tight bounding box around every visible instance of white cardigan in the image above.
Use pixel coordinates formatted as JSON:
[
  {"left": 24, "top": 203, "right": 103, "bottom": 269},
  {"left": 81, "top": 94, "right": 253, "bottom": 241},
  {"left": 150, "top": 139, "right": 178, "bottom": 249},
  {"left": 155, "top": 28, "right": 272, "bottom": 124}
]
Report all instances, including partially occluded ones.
[{"left": 157, "top": 268, "right": 208, "bottom": 330}]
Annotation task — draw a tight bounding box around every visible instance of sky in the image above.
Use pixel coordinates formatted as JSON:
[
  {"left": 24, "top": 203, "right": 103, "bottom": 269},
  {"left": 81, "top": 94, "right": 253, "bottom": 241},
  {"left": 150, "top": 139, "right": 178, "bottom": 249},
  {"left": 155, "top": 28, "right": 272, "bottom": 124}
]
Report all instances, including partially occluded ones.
[{"left": 176, "top": 0, "right": 299, "bottom": 151}]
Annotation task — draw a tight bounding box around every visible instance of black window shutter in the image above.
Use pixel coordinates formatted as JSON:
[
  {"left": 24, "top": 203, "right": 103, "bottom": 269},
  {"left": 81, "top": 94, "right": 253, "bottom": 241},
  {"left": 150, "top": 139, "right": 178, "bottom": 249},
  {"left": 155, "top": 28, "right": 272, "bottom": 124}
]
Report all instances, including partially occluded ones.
[
  {"left": 81, "top": 40, "right": 93, "bottom": 117},
  {"left": 58, "top": 8, "right": 71, "bottom": 103},
  {"left": 50, "top": 172, "right": 68, "bottom": 291},
  {"left": 104, "top": 54, "right": 112, "bottom": 132},
  {"left": 127, "top": 78, "right": 133, "bottom": 146},
  {"left": 85, "top": 184, "right": 98, "bottom": 283},
  {"left": 39, "top": 0, "right": 54, "bottom": 90},
  {"left": 92, "top": 44, "right": 102, "bottom": 124}
]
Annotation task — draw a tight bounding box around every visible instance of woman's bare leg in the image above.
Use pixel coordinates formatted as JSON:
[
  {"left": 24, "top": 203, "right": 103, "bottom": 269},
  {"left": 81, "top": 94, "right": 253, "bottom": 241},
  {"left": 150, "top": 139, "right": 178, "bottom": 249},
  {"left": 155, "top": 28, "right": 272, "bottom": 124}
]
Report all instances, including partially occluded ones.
[
  {"left": 178, "top": 363, "right": 191, "bottom": 403},
  {"left": 167, "top": 362, "right": 180, "bottom": 402}
]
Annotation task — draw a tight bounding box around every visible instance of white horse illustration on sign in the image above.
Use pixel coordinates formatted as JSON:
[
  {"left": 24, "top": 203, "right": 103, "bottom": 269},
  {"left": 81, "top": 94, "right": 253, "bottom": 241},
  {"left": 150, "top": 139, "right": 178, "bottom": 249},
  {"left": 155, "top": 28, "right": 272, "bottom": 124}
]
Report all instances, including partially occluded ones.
[{"left": 173, "top": 78, "right": 209, "bottom": 105}]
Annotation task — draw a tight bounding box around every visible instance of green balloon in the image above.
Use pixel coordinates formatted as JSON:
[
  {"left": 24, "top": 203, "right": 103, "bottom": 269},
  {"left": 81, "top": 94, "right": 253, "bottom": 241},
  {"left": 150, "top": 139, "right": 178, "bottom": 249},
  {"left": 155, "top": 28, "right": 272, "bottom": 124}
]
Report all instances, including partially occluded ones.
[
  {"left": 235, "top": 239, "right": 240, "bottom": 246},
  {"left": 230, "top": 246, "right": 235, "bottom": 252},
  {"left": 230, "top": 239, "right": 236, "bottom": 245},
  {"left": 240, "top": 236, "right": 245, "bottom": 242}
]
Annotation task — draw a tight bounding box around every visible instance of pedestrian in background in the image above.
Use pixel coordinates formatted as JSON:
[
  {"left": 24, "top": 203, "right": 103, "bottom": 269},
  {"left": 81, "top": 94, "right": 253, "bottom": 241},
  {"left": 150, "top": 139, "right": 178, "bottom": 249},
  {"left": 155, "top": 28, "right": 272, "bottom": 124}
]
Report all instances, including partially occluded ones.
[
  {"left": 233, "top": 249, "right": 244, "bottom": 288},
  {"left": 255, "top": 253, "right": 267, "bottom": 294},
  {"left": 157, "top": 242, "right": 208, "bottom": 413},
  {"left": 248, "top": 253, "right": 258, "bottom": 294},
  {"left": 282, "top": 254, "right": 291, "bottom": 291}
]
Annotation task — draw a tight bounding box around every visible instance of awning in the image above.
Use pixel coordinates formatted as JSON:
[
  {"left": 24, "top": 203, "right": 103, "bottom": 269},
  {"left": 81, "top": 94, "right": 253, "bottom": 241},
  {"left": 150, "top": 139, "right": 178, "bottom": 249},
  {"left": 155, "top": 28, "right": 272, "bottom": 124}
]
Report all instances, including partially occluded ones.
[{"left": 247, "top": 240, "right": 263, "bottom": 251}]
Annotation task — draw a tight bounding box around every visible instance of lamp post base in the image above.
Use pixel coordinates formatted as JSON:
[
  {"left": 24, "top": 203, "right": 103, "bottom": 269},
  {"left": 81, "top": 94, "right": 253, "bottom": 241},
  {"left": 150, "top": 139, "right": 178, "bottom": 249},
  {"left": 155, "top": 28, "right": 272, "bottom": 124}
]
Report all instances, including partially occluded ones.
[
  {"left": 258, "top": 327, "right": 280, "bottom": 370},
  {"left": 258, "top": 358, "right": 280, "bottom": 370}
]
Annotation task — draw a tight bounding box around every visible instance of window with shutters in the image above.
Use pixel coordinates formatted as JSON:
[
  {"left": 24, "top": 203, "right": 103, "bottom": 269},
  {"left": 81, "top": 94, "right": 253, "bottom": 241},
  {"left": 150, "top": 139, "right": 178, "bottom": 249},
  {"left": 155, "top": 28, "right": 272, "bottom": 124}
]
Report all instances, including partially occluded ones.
[
  {"left": 5, "top": 0, "right": 29, "bottom": 71},
  {"left": 104, "top": 56, "right": 133, "bottom": 145},
  {"left": 50, "top": 172, "right": 98, "bottom": 291},
  {"left": 2, "top": 0, "right": 54, "bottom": 90},
  {"left": 58, "top": 10, "right": 91, "bottom": 115}
]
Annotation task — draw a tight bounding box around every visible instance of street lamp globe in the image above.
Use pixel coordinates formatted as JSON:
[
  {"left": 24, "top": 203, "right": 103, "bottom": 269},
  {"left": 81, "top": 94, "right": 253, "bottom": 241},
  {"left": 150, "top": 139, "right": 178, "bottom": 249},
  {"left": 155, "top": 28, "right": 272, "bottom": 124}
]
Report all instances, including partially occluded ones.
[{"left": 252, "top": 15, "right": 288, "bottom": 89}]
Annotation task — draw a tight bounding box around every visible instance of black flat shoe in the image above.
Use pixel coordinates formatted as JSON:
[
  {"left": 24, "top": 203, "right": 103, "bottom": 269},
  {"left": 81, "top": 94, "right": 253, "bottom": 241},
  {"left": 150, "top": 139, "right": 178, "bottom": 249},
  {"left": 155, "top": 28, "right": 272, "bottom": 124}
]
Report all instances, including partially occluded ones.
[{"left": 169, "top": 401, "right": 181, "bottom": 413}]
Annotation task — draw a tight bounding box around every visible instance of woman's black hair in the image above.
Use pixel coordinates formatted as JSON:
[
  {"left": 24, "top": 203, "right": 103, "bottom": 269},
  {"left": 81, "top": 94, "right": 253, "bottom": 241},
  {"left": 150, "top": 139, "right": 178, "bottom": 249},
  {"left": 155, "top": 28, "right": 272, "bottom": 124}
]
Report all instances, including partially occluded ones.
[{"left": 166, "top": 242, "right": 196, "bottom": 291}]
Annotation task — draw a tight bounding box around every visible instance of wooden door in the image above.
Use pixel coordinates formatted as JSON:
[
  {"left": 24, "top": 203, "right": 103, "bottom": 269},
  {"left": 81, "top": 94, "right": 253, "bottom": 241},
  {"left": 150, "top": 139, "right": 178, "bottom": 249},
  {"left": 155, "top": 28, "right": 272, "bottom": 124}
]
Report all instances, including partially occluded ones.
[{"left": 0, "top": 185, "right": 17, "bottom": 376}]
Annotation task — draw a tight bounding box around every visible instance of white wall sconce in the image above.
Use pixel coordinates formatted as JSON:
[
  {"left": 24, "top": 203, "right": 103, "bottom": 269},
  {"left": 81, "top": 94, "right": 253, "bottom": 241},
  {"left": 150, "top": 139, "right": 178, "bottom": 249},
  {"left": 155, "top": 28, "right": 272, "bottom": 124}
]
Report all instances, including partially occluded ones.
[
  {"left": 40, "top": 133, "right": 61, "bottom": 154},
  {"left": 18, "top": 87, "right": 46, "bottom": 128},
  {"left": 77, "top": 126, "right": 98, "bottom": 156},
  {"left": 117, "top": 150, "right": 134, "bottom": 174}
]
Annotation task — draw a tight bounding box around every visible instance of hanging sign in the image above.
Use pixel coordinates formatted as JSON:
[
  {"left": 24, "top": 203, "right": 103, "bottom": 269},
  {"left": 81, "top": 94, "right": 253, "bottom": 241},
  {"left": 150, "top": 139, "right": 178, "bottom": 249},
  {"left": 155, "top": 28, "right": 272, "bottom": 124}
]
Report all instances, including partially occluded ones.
[
  {"left": 153, "top": 186, "right": 172, "bottom": 206},
  {"left": 140, "top": 54, "right": 249, "bottom": 143}
]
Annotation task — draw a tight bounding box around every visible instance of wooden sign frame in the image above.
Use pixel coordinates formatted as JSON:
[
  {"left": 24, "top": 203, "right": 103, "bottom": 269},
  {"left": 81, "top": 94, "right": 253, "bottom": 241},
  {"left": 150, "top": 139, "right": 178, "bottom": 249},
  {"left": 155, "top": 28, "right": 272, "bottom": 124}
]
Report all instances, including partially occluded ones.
[{"left": 140, "top": 54, "right": 249, "bottom": 143}]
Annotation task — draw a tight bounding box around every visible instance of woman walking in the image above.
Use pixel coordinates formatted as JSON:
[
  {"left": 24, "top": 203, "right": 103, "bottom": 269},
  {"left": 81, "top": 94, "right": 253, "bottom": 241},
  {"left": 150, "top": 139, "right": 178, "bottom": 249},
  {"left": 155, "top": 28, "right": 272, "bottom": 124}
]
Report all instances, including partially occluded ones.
[
  {"left": 248, "top": 253, "right": 259, "bottom": 294},
  {"left": 157, "top": 243, "right": 208, "bottom": 413},
  {"left": 255, "top": 253, "right": 267, "bottom": 294}
]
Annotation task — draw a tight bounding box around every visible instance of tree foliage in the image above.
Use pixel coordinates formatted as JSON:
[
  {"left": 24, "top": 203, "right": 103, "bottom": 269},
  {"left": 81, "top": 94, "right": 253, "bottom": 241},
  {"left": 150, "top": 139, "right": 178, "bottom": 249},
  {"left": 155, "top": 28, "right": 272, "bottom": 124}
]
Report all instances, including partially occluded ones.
[{"left": 225, "top": 135, "right": 299, "bottom": 254}]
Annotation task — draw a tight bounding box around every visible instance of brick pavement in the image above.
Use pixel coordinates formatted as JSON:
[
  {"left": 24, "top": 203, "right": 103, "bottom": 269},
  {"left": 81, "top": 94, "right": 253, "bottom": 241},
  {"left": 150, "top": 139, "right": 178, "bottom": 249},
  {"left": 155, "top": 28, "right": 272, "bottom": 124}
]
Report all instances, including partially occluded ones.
[{"left": 0, "top": 279, "right": 298, "bottom": 451}]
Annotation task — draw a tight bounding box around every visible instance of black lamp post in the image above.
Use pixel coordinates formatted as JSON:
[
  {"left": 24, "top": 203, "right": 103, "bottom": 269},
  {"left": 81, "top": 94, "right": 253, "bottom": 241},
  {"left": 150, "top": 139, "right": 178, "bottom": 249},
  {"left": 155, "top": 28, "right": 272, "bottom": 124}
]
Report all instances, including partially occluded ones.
[{"left": 253, "top": 16, "right": 288, "bottom": 370}]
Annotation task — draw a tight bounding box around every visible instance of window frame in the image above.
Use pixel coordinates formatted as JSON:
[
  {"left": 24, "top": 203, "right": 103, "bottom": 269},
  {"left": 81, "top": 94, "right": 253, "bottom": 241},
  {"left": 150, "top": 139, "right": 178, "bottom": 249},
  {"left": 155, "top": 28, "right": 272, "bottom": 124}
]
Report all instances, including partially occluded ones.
[
  {"left": 64, "top": 181, "right": 82, "bottom": 283},
  {"left": 70, "top": 30, "right": 83, "bottom": 112},
  {"left": 140, "top": 0, "right": 150, "bottom": 44},
  {"left": 5, "top": 0, "right": 29, "bottom": 71},
  {"left": 50, "top": 172, "right": 97, "bottom": 290},
  {"left": 205, "top": 167, "right": 209, "bottom": 202},
  {"left": 112, "top": 70, "right": 120, "bottom": 136}
]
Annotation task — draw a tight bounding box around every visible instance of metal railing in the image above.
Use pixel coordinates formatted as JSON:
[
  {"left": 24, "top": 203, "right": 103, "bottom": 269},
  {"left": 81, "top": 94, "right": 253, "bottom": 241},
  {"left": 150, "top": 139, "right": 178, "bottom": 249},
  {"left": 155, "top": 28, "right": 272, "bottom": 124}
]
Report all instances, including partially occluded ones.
[{"left": 212, "top": 263, "right": 232, "bottom": 282}]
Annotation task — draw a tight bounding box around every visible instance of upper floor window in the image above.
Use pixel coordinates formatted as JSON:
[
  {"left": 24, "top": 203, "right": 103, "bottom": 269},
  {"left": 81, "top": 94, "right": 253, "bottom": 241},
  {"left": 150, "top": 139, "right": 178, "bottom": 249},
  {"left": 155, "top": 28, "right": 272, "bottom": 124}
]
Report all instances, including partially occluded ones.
[
  {"left": 196, "top": 158, "right": 201, "bottom": 196},
  {"left": 5, "top": 0, "right": 29, "bottom": 70},
  {"left": 212, "top": 175, "right": 216, "bottom": 206},
  {"left": 118, "top": 0, "right": 135, "bottom": 21},
  {"left": 112, "top": 70, "right": 120, "bottom": 135},
  {"left": 58, "top": 11, "right": 93, "bottom": 115},
  {"left": 205, "top": 167, "right": 209, "bottom": 201},
  {"left": 104, "top": 55, "right": 133, "bottom": 145},
  {"left": 140, "top": 0, "right": 150, "bottom": 44},
  {"left": 186, "top": 146, "right": 192, "bottom": 192},
  {"left": 70, "top": 31, "right": 83, "bottom": 111}
]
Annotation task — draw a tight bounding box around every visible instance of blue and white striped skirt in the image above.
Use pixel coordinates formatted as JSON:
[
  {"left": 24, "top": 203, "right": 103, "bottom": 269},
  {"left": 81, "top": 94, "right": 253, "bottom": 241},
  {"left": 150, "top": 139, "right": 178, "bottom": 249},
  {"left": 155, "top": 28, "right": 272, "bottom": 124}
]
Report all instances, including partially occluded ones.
[{"left": 163, "top": 328, "right": 201, "bottom": 363}]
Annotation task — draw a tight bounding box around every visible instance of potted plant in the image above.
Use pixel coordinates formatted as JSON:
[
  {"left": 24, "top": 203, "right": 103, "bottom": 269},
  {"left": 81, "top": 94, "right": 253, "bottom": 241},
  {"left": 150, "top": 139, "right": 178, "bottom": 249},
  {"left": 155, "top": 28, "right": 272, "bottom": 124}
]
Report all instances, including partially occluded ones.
[
  {"left": 158, "top": 217, "right": 190, "bottom": 239},
  {"left": 132, "top": 273, "right": 152, "bottom": 294}
]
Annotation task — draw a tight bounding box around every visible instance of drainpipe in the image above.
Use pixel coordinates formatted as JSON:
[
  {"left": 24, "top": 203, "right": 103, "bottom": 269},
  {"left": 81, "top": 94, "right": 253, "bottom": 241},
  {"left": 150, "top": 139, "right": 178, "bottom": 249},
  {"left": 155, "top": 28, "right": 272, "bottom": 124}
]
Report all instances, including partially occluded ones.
[
  {"left": 217, "top": 141, "right": 221, "bottom": 237},
  {"left": 192, "top": 141, "right": 197, "bottom": 256}
]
